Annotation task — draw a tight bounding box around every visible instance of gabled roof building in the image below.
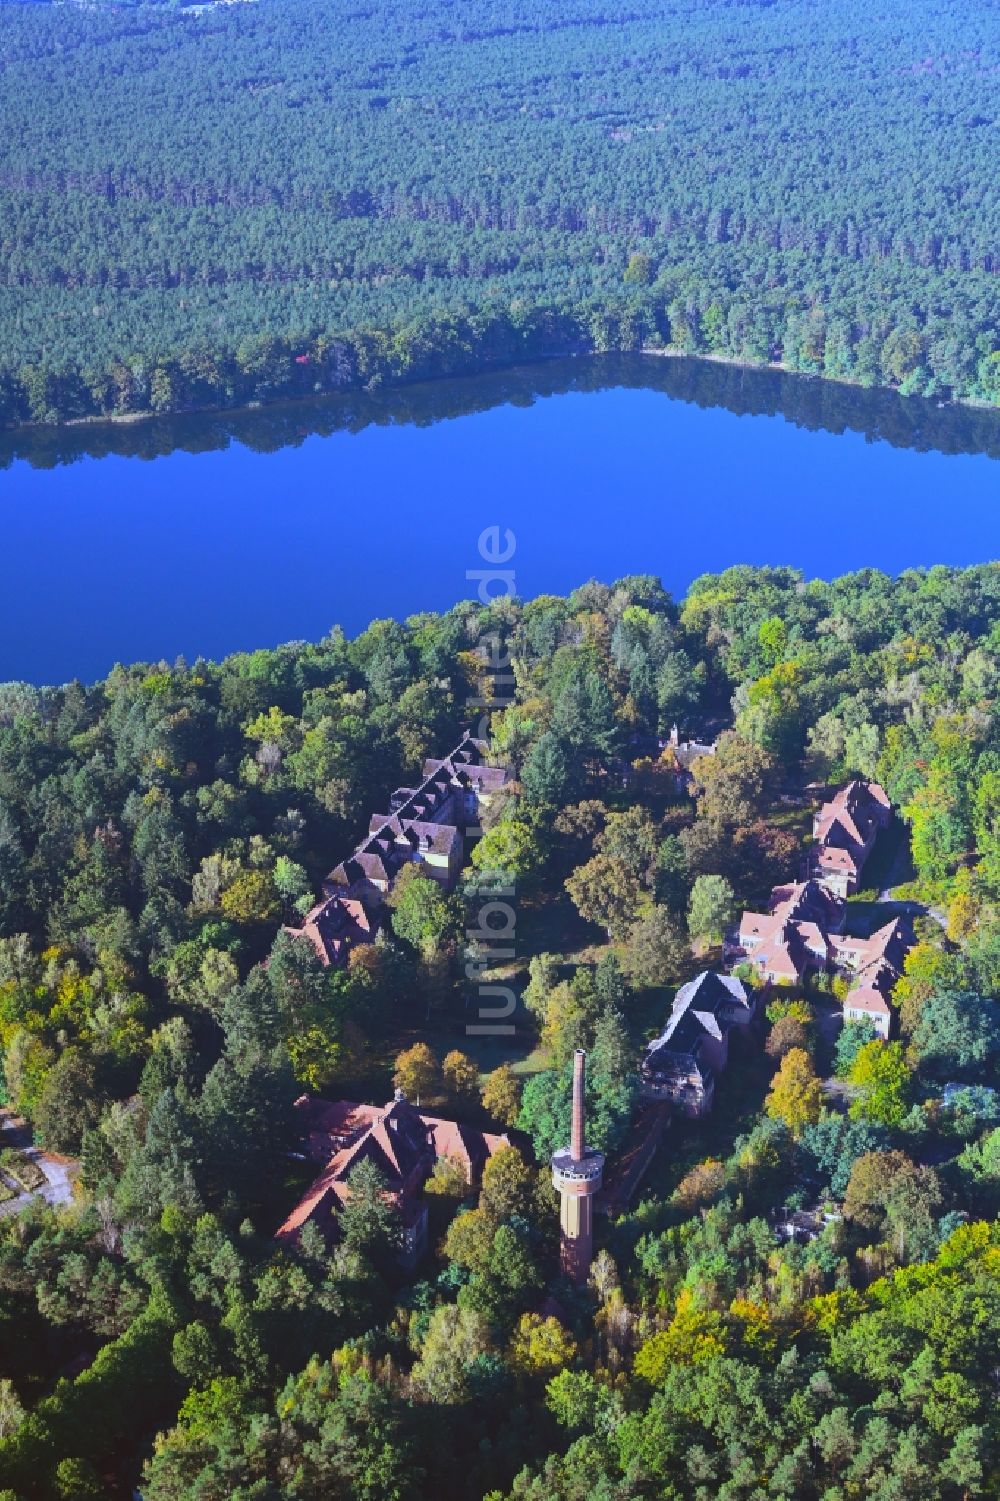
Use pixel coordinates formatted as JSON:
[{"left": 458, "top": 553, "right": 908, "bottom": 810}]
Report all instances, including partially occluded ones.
[
  {"left": 770, "top": 879, "right": 847, "bottom": 934},
  {"left": 734, "top": 879, "right": 847, "bottom": 985},
  {"left": 666, "top": 722, "right": 718, "bottom": 771},
  {"left": 829, "top": 915, "right": 912, "bottom": 1039},
  {"left": 291, "top": 893, "right": 379, "bottom": 970},
  {"left": 640, "top": 972, "right": 757, "bottom": 1117},
  {"left": 277, "top": 1092, "right": 510, "bottom": 1267},
  {"left": 656, "top": 724, "right": 718, "bottom": 796},
  {"left": 731, "top": 779, "right": 907, "bottom": 1038},
  {"left": 285, "top": 732, "right": 508, "bottom": 968},
  {"left": 827, "top": 915, "right": 911, "bottom": 977},
  {"left": 841, "top": 967, "right": 896, "bottom": 1036},
  {"left": 809, "top": 779, "right": 891, "bottom": 897}
]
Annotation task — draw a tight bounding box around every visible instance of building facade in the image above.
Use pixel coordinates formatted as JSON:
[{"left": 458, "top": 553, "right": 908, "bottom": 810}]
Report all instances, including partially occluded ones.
[
  {"left": 730, "top": 780, "right": 907, "bottom": 1038},
  {"left": 277, "top": 1092, "right": 510, "bottom": 1268},
  {"left": 286, "top": 732, "right": 507, "bottom": 968},
  {"left": 640, "top": 972, "right": 757, "bottom": 1117}
]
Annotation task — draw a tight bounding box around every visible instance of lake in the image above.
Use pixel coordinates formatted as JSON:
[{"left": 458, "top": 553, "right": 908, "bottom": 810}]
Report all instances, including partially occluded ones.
[{"left": 1, "top": 354, "right": 998, "bottom": 686}]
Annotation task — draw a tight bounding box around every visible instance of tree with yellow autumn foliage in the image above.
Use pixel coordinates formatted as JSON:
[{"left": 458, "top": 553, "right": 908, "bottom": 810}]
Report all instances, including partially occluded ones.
[
  {"left": 634, "top": 1288, "right": 726, "bottom": 1382},
  {"left": 764, "top": 1047, "right": 822, "bottom": 1136},
  {"left": 508, "top": 1313, "right": 577, "bottom": 1376}
]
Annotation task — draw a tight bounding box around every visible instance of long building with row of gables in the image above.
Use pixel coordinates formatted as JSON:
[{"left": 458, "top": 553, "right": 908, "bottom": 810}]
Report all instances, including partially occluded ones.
[
  {"left": 286, "top": 731, "right": 508, "bottom": 967},
  {"left": 278, "top": 732, "right": 511, "bottom": 1264}
]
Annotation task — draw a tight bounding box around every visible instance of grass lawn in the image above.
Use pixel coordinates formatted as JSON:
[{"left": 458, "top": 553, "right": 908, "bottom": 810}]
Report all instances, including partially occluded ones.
[
  {"left": 325, "top": 866, "right": 716, "bottom": 1152},
  {"left": 629, "top": 983, "right": 675, "bottom": 1044},
  {"left": 627, "top": 951, "right": 711, "bottom": 1047},
  {"left": 515, "top": 886, "right": 603, "bottom": 969},
  {"left": 765, "top": 799, "right": 813, "bottom": 841},
  {"left": 334, "top": 977, "right": 550, "bottom": 1111},
  {"left": 436, "top": 1025, "right": 549, "bottom": 1080}
]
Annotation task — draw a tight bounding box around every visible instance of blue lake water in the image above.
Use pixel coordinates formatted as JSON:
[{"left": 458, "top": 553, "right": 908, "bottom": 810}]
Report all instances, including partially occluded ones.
[{"left": 1, "top": 354, "right": 998, "bottom": 685}]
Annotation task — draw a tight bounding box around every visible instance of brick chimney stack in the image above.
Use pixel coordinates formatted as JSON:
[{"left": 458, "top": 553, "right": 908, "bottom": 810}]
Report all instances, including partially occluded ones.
[
  {"left": 571, "top": 1048, "right": 585, "bottom": 1162},
  {"left": 551, "top": 1048, "right": 604, "bottom": 1285}
]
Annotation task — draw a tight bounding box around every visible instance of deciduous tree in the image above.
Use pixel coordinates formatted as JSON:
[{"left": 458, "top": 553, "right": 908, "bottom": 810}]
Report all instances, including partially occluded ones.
[
  {"left": 410, "top": 1304, "right": 492, "bottom": 1404},
  {"left": 621, "top": 904, "right": 686, "bottom": 989},
  {"left": 509, "top": 1313, "right": 577, "bottom": 1376},
  {"left": 481, "top": 1064, "right": 521, "bottom": 1127},
  {"left": 765, "top": 1048, "right": 822, "bottom": 1136},
  {"left": 393, "top": 1042, "right": 440, "bottom": 1103},
  {"left": 565, "top": 855, "right": 640, "bottom": 939},
  {"left": 442, "top": 1049, "right": 479, "bottom": 1101},
  {"left": 388, "top": 865, "right": 462, "bottom": 956},
  {"left": 687, "top": 874, "right": 734, "bottom": 948},
  {"left": 848, "top": 1041, "right": 912, "bottom": 1127}
]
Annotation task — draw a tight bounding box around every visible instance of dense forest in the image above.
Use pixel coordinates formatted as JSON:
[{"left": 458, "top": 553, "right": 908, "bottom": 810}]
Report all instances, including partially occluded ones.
[
  {"left": 0, "top": 562, "right": 997, "bottom": 1497},
  {"left": 1, "top": 0, "right": 1000, "bottom": 425}
]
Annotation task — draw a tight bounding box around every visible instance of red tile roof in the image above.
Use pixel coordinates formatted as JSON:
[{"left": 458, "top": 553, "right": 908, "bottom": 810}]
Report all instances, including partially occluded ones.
[
  {"left": 285, "top": 893, "right": 377, "bottom": 968},
  {"left": 843, "top": 982, "right": 892, "bottom": 1017},
  {"left": 276, "top": 1093, "right": 510, "bottom": 1244},
  {"left": 769, "top": 879, "right": 846, "bottom": 930},
  {"left": 813, "top": 780, "right": 890, "bottom": 862},
  {"left": 734, "top": 780, "right": 906, "bottom": 1034}
]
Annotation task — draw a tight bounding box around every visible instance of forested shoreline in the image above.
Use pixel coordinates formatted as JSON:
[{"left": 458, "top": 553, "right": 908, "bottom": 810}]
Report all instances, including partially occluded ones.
[
  {"left": 0, "top": 564, "right": 998, "bottom": 1497},
  {"left": 9, "top": 349, "right": 1000, "bottom": 475},
  {"left": 7, "top": 335, "right": 1000, "bottom": 447},
  {"left": 1, "top": 0, "right": 1000, "bottom": 427}
]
